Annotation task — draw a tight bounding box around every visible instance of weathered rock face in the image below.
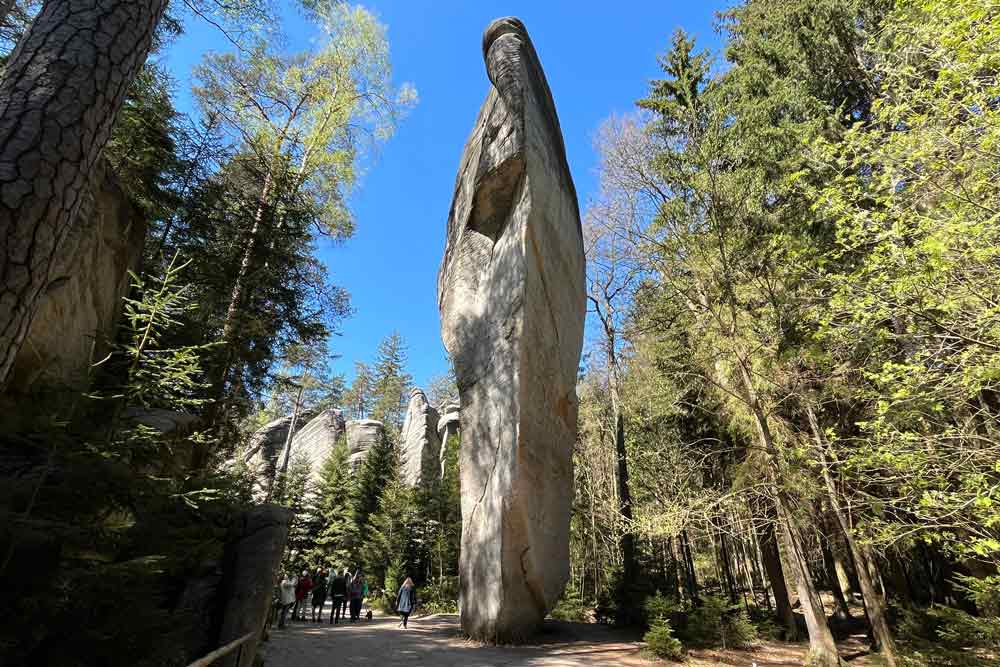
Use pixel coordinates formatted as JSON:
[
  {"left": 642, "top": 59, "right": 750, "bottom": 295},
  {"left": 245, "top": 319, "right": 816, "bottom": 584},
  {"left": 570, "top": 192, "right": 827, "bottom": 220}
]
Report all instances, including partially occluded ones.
[
  {"left": 8, "top": 163, "right": 144, "bottom": 392},
  {"left": 345, "top": 419, "right": 384, "bottom": 472},
  {"left": 437, "top": 402, "right": 461, "bottom": 476},
  {"left": 400, "top": 388, "right": 441, "bottom": 487},
  {"left": 246, "top": 416, "right": 301, "bottom": 483},
  {"left": 216, "top": 505, "right": 291, "bottom": 667},
  {"left": 291, "top": 408, "right": 346, "bottom": 485},
  {"left": 437, "top": 17, "right": 586, "bottom": 642}
]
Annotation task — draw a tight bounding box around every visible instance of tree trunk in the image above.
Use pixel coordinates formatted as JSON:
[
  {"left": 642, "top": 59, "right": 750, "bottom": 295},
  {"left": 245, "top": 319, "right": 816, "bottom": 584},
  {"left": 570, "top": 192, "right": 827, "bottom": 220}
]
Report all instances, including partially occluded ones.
[
  {"left": 820, "top": 521, "right": 853, "bottom": 621},
  {"left": 216, "top": 169, "right": 274, "bottom": 394},
  {"left": 0, "top": 0, "right": 167, "bottom": 389},
  {"left": 778, "top": 496, "right": 845, "bottom": 667},
  {"left": 832, "top": 531, "right": 860, "bottom": 600},
  {"left": 681, "top": 529, "right": 699, "bottom": 601},
  {"left": 735, "top": 360, "right": 841, "bottom": 665},
  {"left": 719, "top": 530, "right": 739, "bottom": 604},
  {"left": 755, "top": 501, "right": 799, "bottom": 638},
  {"left": 608, "top": 352, "right": 636, "bottom": 588},
  {"left": 269, "top": 382, "right": 304, "bottom": 502},
  {"left": 807, "top": 405, "right": 898, "bottom": 667}
]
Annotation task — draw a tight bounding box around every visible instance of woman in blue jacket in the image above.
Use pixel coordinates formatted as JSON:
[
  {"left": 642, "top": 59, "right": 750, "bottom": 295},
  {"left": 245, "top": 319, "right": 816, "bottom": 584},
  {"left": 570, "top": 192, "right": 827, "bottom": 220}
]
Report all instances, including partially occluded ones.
[{"left": 396, "top": 577, "right": 416, "bottom": 628}]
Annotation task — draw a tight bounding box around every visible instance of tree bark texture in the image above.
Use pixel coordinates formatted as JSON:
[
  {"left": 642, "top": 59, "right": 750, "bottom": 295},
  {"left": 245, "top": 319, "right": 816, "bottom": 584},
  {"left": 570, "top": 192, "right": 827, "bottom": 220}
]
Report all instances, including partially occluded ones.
[{"left": 0, "top": 0, "right": 167, "bottom": 389}]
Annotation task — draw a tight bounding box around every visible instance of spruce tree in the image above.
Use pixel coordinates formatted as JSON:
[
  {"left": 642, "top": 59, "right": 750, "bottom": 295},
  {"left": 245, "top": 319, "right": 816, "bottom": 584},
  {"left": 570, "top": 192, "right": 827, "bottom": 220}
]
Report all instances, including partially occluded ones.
[{"left": 369, "top": 332, "right": 413, "bottom": 431}]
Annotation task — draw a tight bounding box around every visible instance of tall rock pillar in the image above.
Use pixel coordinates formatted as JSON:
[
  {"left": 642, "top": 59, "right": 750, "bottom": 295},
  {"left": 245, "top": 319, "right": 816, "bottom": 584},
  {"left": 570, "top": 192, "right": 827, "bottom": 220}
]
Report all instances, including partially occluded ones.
[{"left": 437, "top": 17, "right": 585, "bottom": 642}]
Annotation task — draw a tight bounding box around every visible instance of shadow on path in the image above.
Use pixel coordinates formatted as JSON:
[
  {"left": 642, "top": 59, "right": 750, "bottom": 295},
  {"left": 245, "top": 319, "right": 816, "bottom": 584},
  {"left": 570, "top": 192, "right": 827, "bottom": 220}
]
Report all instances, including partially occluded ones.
[{"left": 262, "top": 613, "right": 651, "bottom": 666}]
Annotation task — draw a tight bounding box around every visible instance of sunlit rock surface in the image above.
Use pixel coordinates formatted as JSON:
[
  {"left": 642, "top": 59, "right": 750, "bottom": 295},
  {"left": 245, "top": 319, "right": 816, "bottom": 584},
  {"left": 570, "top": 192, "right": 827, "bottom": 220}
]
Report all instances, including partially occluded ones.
[
  {"left": 346, "top": 419, "right": 384, "bottom": 472},
  {"left": 437, "top": 16, "right": 586, "bottom": 642},
  {"left": 400, "top": 388, "right": 441, "bottom": 487}
]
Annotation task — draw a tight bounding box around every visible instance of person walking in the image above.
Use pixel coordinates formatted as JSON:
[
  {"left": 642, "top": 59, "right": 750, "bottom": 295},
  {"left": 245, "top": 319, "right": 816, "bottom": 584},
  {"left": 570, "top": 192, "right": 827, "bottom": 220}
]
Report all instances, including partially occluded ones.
[
  {"left": 348, "top": 570, "right": 365, "bottom": 622},
  {"left": 396, "top": 577, "right": 417, "bottom": 629},
  {"left": 329, "top": 568, "right": 349, "bottom": 625},
  {"left": 311, "top": 569, "right": 328, "bottom": 622},
  {"left": 293, "top": 570, "right": 312, "bottom": 621},
  {"left": 278, "top": 572, "right": 296, "bottom": 629}
]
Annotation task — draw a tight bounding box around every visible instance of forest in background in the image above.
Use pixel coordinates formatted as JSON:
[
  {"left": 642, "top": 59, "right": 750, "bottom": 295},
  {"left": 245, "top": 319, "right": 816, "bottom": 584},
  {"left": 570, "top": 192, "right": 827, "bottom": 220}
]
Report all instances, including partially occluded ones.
[
  {"left": 0, "top": 0, "right": 998, "bottom": 666},
  {"left": 568, "top": 1, "right": 1000, "bottom": 666}
]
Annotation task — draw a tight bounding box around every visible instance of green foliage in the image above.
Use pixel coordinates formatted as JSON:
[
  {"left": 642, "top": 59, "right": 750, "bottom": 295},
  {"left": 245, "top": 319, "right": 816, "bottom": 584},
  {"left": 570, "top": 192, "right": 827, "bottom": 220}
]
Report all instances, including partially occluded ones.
[
  {"left": 673, "top": 596, "right": 758, "bottom": 650},
  {"left": 550, "top": 584, "right": 590, "bottom": 622},
  {"left": 645, "top": 620, "right": 685, "bottom": 661},
  {"left": 419, "top": 577, "right": 459, "bottom": 615},
  {"left": 312, "top": 437, "right": 355, "bottom": 567},
  {"left": 1, "top": 259, "right": 254, "bottom": 665},
  {"left": 113, "top": 255, "right": 214, "bottom": 412},
  {"left": 369, "top": 332, "right": 413, "bottom": 431},
  {"left": 808, "top": 0, "right": 1000, "bottom": 566}
]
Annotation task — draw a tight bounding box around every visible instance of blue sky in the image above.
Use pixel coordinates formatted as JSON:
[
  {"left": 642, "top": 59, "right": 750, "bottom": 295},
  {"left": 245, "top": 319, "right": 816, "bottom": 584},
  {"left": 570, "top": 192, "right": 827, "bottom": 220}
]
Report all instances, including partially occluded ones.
[{"left": 162, "top": 1, "right": 726, "bottom": 391}]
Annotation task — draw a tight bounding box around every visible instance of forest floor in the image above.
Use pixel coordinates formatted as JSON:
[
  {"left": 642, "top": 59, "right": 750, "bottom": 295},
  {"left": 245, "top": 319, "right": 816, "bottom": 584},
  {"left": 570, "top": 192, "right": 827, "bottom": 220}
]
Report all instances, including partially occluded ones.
[{"left": 261, "top": 609, "right": 880, "bottom": 667}]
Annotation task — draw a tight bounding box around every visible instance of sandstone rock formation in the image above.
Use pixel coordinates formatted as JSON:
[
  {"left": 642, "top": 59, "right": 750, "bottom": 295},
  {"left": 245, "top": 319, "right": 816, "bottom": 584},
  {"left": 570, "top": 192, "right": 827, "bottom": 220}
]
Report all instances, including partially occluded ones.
[
  {"left": 436, "top": 402, "right": 461, "bottom": 476},
  {"left": 437, "top": 17, "right": 586, "bottom": 642},
  {"left": 291, "top": 408, "right": 346, "bottom": 485},
  {"left": 400, "top": 388, "right": 442, "bottom": 487},
  {"left": 245, "top": 415, "right": 306, "bottom": 483},
  {"left": 346, "top": 419, "right": 384, "bottom": 472},
  {"left": 8, "top": 163, "right": 144, "bottom": 392}
]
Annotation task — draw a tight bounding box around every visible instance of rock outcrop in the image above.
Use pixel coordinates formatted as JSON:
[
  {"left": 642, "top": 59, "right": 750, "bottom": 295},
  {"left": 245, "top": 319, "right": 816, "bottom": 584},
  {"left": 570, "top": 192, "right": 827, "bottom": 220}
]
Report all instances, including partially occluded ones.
[
  {"left": 345, "top": 419, "right": 384, "bottom": 472},
  {"left": 291, "top": 408, "right": 346, "bottom": 485},
  {"left": 437, "top": 17, "right": 586, "bottom": 641},
  {"left": 245, "top": 415, "right": 304, "bottom": 483},
  {"left": 436, "top": 402, "right": 461, "bottom": 476},
  {"left": 400, "top": 388, "right": 442, "bottom": 487},
  {"left": 8, "top": 162, "right": 144, "bottom": 392}
]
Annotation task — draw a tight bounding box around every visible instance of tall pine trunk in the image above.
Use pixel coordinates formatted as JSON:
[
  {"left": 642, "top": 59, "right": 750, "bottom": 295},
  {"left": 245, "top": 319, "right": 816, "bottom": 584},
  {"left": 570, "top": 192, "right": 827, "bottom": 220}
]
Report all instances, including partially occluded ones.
[
  {"left": 607, "top": 338, "right": 636, "bottom": 589},
  {"left": 216, "top": 169, "right": 274, "bottom": 397},
  {"left": 807, "top": 405, "right": 898, "bottom": 667},
  {"left": 0, "top": 0, "right": 167, "bottom": 389},
  {"left": 754, "top": 499, "right": 799, "bottom": 639},
  {"left": 736, "top": 360, "right": 842, "bottom": 666},
  {"left": 777, "top": 496, "right": 845, "bottom": 667}
]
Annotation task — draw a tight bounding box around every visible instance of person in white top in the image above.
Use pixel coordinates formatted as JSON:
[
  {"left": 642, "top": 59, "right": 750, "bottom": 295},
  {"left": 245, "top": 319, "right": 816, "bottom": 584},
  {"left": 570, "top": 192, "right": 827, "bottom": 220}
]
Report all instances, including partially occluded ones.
[{"left": 278, "top": 573, "right": 297, "bottom": 628}]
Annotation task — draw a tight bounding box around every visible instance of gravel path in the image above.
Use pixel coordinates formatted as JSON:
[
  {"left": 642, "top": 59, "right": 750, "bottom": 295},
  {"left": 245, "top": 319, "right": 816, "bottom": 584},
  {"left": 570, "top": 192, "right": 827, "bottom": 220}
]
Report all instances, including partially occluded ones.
[{"left": 261, "top": 612, "right": 653, "bottom": 667}]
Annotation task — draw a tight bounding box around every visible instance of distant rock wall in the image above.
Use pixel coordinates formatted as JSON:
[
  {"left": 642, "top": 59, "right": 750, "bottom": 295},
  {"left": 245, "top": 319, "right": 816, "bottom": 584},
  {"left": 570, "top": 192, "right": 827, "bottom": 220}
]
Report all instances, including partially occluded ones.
[
  {"left": 8, "top": 162, "right": 145, "bottom": 392},
  {"left": 346, "top": 419, "right": 384, "bottom": 472},
  {"left": 437, "top": 402, "right": 461, "bottom": 477},
  {"left": 248, "top": 399, "right": 459, "bottom": 491},
  {"left": 291, "top": 409, "right": 346, "bottom": 485},
  {"left": 400, "top": 389, "right": 441, "bottom": 487},
  {"left": 245, "top": 415, "right": 305, "bottom": 485}
]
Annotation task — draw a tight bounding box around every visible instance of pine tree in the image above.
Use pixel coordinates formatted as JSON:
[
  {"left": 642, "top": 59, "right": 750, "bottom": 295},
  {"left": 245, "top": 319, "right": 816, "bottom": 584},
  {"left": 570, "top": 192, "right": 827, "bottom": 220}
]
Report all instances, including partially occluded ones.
[
  {"left": 369, "top": 332, "right": 413, "bottom": 431},
  {"left": 313, "top": 437, "right": 356, "bottom": 567}
]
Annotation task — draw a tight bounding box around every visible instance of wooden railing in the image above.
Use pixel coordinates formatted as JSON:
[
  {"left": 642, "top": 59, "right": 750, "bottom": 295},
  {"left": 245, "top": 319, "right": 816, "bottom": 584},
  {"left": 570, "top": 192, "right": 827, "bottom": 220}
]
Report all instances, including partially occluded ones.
[{"left": 184, "top": 631, "right": 256, "bottom": 667}]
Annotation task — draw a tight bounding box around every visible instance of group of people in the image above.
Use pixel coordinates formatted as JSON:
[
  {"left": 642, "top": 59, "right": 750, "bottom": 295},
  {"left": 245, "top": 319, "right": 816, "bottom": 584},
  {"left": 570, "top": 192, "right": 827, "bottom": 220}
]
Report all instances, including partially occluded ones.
[
  {"left": 277, "top": 568, "right": 370, "bottom": 628},
  {"left": 275, "top": 567, "right": 418, "bottom": 630}
]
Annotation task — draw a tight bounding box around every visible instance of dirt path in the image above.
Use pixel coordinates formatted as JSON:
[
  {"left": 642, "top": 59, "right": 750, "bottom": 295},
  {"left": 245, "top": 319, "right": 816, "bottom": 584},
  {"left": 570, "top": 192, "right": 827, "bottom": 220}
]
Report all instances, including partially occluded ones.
[
  {"left": 261, "top": 610, "right": 878, "bottom": 667},
  {"left": 262, "top": 612, "right": 652, "bottom": 666}
]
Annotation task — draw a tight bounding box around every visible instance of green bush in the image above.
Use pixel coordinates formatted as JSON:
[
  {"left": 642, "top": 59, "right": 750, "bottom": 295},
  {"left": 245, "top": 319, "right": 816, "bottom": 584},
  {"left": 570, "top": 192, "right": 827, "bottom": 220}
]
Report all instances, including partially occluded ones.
[
  {"left": 550, "top": 585, "right": 591, "bottom": 622},
  {"left": 645, "top": 592, "right": 682, "bottom": 623},
  {"left": 418, "top": 577, "right": 459, "bottom": 615},
  {"left": 645, "top": 620, "right": 685, "bottom": 660},
  {"left": 679, "top": 595, "right": 757, "bottom": 649}
]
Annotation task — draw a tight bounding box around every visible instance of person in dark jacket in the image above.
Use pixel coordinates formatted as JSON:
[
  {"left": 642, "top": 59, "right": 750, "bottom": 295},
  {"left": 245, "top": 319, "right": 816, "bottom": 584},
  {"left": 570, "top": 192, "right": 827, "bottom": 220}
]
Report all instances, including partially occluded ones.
[
  {"left": 396, "top": 577, "right": 417, "bottom": 629},
  {"left": 311, "top": 570, "right": 328, "bottom": 622},
  {"left": 329, "top": 568, "right": 349, "bottom": 625}
]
